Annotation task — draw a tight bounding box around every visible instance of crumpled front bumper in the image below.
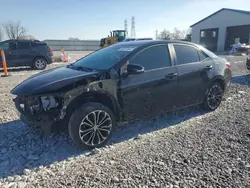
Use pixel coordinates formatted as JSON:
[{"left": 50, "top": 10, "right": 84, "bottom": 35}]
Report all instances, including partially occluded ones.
[
  {"left": 20, "top": 113, "right": 46, "bottom": 128},
  {"left": 13, "top": 96, "right": 64, "bottom": 134}
]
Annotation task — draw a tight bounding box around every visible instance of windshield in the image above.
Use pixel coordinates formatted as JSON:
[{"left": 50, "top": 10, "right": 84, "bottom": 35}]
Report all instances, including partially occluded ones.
[{"left": 72, "top": 45, "right": 138, "bottom": 70}]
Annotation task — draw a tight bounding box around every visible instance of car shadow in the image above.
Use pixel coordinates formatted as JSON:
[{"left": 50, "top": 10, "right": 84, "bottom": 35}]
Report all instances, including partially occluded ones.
[
  {"left": 0, "top": 105, "right": 207, "bottom": 179},
  {"left": 231, "top": 73, "right": 250, "bottom": 86}
]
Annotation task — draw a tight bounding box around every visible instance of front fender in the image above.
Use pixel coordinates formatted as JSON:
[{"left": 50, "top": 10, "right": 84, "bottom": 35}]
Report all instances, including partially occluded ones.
[{"left": 62, "top": 79, "right": 121, "bottom": 120}]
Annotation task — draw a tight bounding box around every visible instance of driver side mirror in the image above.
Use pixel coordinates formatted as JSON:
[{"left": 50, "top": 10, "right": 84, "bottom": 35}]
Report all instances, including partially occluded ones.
[{"left": 126, "top": 64, "right": 145, "bottom": 75}]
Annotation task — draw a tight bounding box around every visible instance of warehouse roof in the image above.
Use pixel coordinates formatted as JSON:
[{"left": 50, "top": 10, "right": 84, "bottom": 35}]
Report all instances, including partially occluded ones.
[{"left": 190, "top": 8, "right": 250, "bottom": 27}]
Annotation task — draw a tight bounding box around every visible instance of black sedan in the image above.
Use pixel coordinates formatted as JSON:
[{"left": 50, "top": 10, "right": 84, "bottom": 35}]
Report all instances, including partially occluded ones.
[{"left": 10, "top": 40, "right": 232, "bottom": 149}]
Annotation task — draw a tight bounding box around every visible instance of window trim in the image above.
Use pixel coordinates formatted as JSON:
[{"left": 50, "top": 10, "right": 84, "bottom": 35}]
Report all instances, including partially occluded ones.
[
  {"left": 128, "top": 44, "right": 173, "bottom": 71},
  {"left": 171, "top": 43, "right": 209, "bottom": 66}
]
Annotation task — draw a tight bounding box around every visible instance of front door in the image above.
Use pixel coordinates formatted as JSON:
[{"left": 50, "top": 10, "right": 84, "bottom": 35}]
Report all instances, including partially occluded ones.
[
  {"left": 118, "top": 44, "right": 179, "bottom": 121},
  {"left": 0, "top": 41, "right": 19, "bottom": 67},
  {"left": 172, "top": 43, "right": 215, "bottom": 107}
]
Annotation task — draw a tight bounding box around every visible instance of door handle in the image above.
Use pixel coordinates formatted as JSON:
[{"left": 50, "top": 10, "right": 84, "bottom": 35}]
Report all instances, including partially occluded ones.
[
  {"left": 8, "top": 51, "right": 12, "bottom": 55},
  {"left": 204, "top": 65, "right": 213, "bottom": 70},
  {"left": 165, "top": 72, "right": 177, "bottom": 79}
]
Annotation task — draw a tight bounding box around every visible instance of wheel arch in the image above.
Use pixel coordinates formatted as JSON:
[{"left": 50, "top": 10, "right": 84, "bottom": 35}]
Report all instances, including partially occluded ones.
[
  {"left": 66, "top": 91, "right": 121, "bottom": 121},
  {"left": 210, "top": 75, "right": 226, "bottom": 91},
  {"left": 33, "top": 56, "right": 48, "bottom": 63}
]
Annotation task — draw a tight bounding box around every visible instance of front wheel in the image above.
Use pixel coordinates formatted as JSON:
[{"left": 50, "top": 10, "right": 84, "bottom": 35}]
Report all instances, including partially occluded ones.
[
  {"left": 201, "top": 82, "right": 224, "bottom": 111},
  {"left": 68, "top": 102, "right": 116, "bottom": 149}
]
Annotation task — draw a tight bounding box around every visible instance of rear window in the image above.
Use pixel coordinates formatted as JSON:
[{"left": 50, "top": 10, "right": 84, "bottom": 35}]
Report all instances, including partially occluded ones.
[{"left": 18, "top": 42, "right": 30, "bottom": 50}]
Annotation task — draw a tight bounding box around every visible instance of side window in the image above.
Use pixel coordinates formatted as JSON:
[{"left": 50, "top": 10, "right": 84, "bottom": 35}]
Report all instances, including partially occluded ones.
[
  {"left": 198, "top": 50, "right": 208, "bottom": 61},
  {"left": 0, "top": 43, "right": 9, "bottom": 50},
  {"left": 9, "top": 42, "right": 17, "bottom": 50},
  {"left": 173, "top": 44, "right": 199, "bottom": 65},
  {"left": 129, "top": 45, "right": 171, "bottom": 70},
  {"left": 17, "top": 42, "right": 30, "bottom": 50}
]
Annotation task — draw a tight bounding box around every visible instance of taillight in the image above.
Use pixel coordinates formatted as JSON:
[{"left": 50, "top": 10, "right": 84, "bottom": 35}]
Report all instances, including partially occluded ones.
[
  {"left": 49, "top": 47, "right": 53, "bottom": 52},
  {"left": 226, "top": 62, "right": 231, "bottom": 71}
]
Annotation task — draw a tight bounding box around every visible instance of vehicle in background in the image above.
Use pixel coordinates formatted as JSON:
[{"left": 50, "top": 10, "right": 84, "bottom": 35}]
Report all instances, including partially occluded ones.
[
  {"left": 100, "top": 30, "right": 127, "bottom": 48},
  {"left": 11, "top": 40, "right": 232, "bottom": 149},
  {"left": 0, "top": 39, "right": 53, "bottom": 70}
]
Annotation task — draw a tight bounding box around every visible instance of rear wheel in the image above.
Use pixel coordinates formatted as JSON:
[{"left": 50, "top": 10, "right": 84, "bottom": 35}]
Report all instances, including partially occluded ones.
[
  {"left": 68, "top": 102, "right": 116, "bottom": 149},
  {"left": 32, "top": 58, "right": 47, "bottom": 70},
  {"left": 201, "top": 82, "right": 224, "bottom": 111}
]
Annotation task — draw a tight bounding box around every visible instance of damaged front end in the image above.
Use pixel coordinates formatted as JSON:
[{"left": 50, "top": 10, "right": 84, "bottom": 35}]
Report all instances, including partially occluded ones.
[{"left": 13, "top": 94, "right": 65, "bottom": 135}]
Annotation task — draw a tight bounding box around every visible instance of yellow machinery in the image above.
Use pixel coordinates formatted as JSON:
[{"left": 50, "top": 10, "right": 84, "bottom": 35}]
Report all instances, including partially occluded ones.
[{"left": 100, "top": 30, "right": 127, "bottom": 48}]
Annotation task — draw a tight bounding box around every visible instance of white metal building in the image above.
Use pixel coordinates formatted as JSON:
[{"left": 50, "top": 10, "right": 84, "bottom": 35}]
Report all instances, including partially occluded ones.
[{"left": 191, "top": 8, "right": 250, "bottom": 52}]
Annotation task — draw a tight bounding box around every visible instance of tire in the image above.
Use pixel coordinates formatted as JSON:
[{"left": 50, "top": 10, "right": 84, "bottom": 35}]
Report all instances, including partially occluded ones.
[
  {"left": 32, "top": 57, "right": 47, "bottom": 70},
  {"left": 200, "top": 82, "right": 224, "bottom": 111},
  {"left": 68, "top": 102, "right": 116, "bottom": 149}
]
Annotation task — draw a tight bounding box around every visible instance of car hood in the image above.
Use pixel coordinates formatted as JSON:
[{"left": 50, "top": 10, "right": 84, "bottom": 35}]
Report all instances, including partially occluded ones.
[{"left": 11, "top": 66, "right": 99, "bottom": 96}]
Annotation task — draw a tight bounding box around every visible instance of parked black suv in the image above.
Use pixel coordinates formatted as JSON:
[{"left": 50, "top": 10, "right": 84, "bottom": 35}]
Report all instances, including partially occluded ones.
[
  {"left": 11, "top": 40, "right": 232, "bottom": 149},
  {"left": 0, "top": 39, "right": 53, "bottom": 70}
]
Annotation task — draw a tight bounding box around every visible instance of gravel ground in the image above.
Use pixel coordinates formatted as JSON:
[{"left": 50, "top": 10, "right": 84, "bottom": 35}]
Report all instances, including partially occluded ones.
[{"left": 0, "top": 55, "right": 249, "bottom": 188}]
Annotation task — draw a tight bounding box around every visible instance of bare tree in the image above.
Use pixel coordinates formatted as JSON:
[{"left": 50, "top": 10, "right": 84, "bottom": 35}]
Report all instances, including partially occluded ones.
[
  {"left": 158, "top": 29, "right": 172, "bottom": 40},
  {"left": 171, "top": 27, "right": 186, "bottom": 40},
  {"left": 184, "top": 27, "right": 192, "bottom": 41},
  {"left": 157, "top": 28, "right": 187, "bottom": 40},
  {"left": 19, "top": 35, "right": 36, "bottom": 40},
  {"left": 2, "top": 20, "right": 27, "bottom": 40}
]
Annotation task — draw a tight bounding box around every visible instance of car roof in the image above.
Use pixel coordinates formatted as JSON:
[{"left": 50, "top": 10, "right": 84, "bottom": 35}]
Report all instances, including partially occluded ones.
[
  {"left": 135, "top": 38, "right": 153, "bottom": 40},
  {"left": 114, "top": 40, "right": 197, "bottom": 48},
  {"left": 1, "top": 39, "right": 41, "bottom": 43}
]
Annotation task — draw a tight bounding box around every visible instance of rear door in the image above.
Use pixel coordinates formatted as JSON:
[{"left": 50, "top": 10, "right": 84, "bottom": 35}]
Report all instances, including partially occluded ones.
[
  {"left": 171, "top": 43, "right": 215, "bottom": 107},
  {"left": 0, "top": 41, "right": 19, "bottom": 67},
  {"left": 119, "top": 44, "right": 179, "bottom": 121},
  {"left": 16, "top": 41, "right": 33, "bottom": 66}
]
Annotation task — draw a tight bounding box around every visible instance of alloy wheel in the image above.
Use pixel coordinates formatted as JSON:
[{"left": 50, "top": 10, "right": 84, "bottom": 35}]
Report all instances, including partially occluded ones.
[
  {"left": 207, "top": 84, "right": 223, "bottom": 110},
  {"left": 35, "top": 59, "right": 46, "bottom": 69},
  {"left": 78, "top": 110, "right": 112, "bottom": 146}
]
